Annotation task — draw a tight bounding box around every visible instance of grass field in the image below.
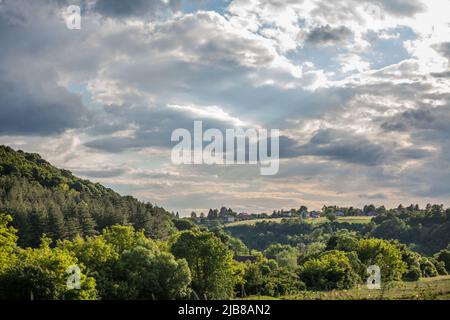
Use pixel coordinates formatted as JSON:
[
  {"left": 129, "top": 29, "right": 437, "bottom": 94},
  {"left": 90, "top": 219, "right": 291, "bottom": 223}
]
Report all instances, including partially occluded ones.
[
  {"left": 226, "top": 216, "right": 373, "bottom": 227},
  {"left": 243, "top": 276, "right": 450, "bottom": 300}
]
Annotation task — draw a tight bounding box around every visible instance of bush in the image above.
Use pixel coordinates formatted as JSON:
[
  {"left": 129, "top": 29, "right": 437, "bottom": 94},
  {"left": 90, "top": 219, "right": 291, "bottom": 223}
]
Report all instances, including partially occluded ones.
[
  {"left": 264, "top": 268, "right": 306, "bottom": 296},
  {"left": 299, "top": 250, "right": 359, "bottom": 291},
  {"left": 356, "top": 239, "right": 407, "bottom": 282},
  {"left": 435, "top": 249, "right": 450, "bottom": 273},
  {"left": 173, "top": 219, "right": 197, "bottom": 231},
  {"left": 0, "top": 214, "right": 17, "bottom": 275},
  {"left": 0, "top": 237, "right": 97, "bottom": 300},
  {"left": 403, "top": 266, "right": 421, "bottom": 281},
  {"left": 420, "top": 258, "right": 438, "bottom": 278},
  {"left": 429, "top": 258, "right": 447, "bottom": 276},
  {"left": 59, "top": 226, "right": 191, "bottom": 300},
  {"left": 242, "top": 256, "right": 305, "bottom": 297}
]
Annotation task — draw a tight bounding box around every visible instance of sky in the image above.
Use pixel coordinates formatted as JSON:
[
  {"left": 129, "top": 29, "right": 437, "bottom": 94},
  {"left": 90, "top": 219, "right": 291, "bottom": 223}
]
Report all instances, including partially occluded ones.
[{"left": 0, "top": 0, "right": 449, "bottom": 215}]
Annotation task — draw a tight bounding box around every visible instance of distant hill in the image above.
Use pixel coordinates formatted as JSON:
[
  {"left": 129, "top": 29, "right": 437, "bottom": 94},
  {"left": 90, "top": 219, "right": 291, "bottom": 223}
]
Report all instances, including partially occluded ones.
[{"left": 0, "top": 145, "right": 175, "bottom": 247}]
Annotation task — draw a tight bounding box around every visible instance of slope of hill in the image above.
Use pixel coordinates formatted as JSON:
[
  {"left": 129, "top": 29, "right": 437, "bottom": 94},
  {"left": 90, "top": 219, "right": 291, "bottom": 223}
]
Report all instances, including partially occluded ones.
[{"left": 0, "top": 145, "right": 175, "bottom": 247}]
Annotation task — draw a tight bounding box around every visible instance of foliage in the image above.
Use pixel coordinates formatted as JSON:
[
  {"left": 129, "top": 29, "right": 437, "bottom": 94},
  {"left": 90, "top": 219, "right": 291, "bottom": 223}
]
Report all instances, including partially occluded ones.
[
  {"left": 435, "top": 249, "right": 450, "bottom": 273},
  {"left": 326, "top": 231, "right": 360, "bottom": 252},
  {"left": 264, "top": 244, "right": 299, "bottom": 270},
  {"left": 299, "top": 250, "right": 360, "bottom": 290},
  {"left": 0, "top": 146, "right": 175, "bottom": 247},
  {"left": 225, "top": 205, "right": 450, "bottom": 255},
  {"left": 241, "top": 255, "right": 304, "bottom": 297},
  {"left": 371, "top": 207, "right": 450, "bottom": 254},
  {"left": 59, "top": 226, "right": 191, "bottom": 300},
  {"left": 226, "top": 218, "right": 369, "bottom": 251},
  {"left": 356, "top": 238, "right": 407, "bottom": 283},
  {"left": 171, "top": 231, "right": 235, "bottom": 299},
  {"left": 173, "top": 218, "right": 198, "bottom": 231},
  {"left": 0, "top": 236, "right": 97, "bottom": 300},
  {"left": 419, "top": 258, "right": 439, "bottom": 278},
  {"left": 210, "top": 227, "right": 250, "bottom": 256},
  {"left": 0, "top": 214, "right": 17, "bottom": 274}
]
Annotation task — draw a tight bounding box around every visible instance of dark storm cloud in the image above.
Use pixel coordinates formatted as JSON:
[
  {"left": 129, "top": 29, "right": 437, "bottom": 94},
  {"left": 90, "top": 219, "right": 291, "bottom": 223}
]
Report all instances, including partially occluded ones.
[
  {"left": 302, "top": 129, "right": 386, "bottom": 166},
  {"left": 279, "top": 129, "right": 387, "bottom": 166},
  {"left": 0, "top": 67, "right": 88, "bottom": 135},
  {"left": 380, "top": 107, "right": 450, "bottom": 139},
  {"left": 278, "top": 136, "right": 302, "bottom": 158},
  {"left": 375, "top": 104, "right": 450, "bottom": 197},
  {"left": 306, "top": 25, "right": 353, "bottom": 46},
  {"left": 381, "top": 109, "right": 436, "bottom": 132},
  {"left": 300, "top": 139, "right": 386, "bottom": 166},
  {"left": 278, "top": 128, "right": 433, "bottom": 167},
  {"left": 0, "top": 0, "right": 95, "bottom": 135}
]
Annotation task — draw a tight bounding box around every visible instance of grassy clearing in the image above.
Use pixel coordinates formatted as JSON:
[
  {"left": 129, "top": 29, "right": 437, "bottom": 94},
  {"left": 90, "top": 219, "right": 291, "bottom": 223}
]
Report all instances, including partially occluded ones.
[
  {"left": 226, "top": 216, "right": 373, "bottom": 227},
  {"left": 335, "top": 216, "right": 374, "bottom": 224},
  {"left": 226, "top": 218, "right": 285, "bottom": 226},
  {"left": 243, "top": 276, "right": 450, "bottom": 300}
]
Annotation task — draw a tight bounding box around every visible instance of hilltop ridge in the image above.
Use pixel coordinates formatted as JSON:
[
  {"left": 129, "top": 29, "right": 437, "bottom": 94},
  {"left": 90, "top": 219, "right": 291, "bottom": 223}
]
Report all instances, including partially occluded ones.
[{"left": 0, "top": 145, "right": 175, "bottom": 246}]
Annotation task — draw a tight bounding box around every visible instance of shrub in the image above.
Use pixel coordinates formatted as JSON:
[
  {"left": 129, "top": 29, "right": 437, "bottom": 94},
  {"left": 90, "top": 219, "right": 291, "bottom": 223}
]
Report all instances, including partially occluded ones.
[
  {"left": 419, "top": 258, "right": 438, "bottom": 278},
  {"left": 356, "top": 239, "right": 407, "bottom": 282},
  {"left": 435, "top": 249, "right": 450, "bottom": 273},
  {"left": 299, "top": 250, "right": 359, "bottom": 290},
  {"left": 403, "top": 266, "right": 421, "bottom": 281}
]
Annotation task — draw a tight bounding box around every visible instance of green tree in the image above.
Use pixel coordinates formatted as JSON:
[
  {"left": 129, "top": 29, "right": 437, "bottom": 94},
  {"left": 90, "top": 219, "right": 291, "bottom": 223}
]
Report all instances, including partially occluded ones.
[
  {"left": 60, "top": 225, "right": 190, "bottom": 300},
  {"left": 400, "top": 249, "right": 422, "bottom": 281},
  {"left": 171, "top": 231, "right": 235, "bottom": 299},
  {"left": 210, "top": 227, "right": 249, "bottom": 256},
  {"left": 435, "top": 249, "right": 450, "bottom": 273},
  {"left": 0, "top": 214, "right": 17, "bottom": 274},
  {"left": 264, "top": 267, "right": 305, "bottom": 296},
  {"left": 0, "top": 236, "right": 97, "bottom": 300},
  {"left": 326, "top": 213, "right": 337, "bottom": 222},
  {"left": 264, "top": 244, "right": 298, "bottom": 270},
  {"left": 357, "top": 238, "right": 407, "bottom": 283},
  {"left": 326, "top": 231, "right": 359, "bottom": 252},
  {"left": 47, "top": 206, "right": 65, "bottom": 241},
  {"left": 118, "top": 247, "right": 191, "bottom": 299},
  {"left": 173, "top": 218, "right": 197, "bottom": 231},
  {"left": 78, "top": 207, "right": 97, "bottom": 237},
  {"left": 299, "top": 250, "right": 359, "bottom": 290},
  {"left": 241, "top": 254, "right": 303, "bottom": 297},
  {"left": 419, "top": 257, "right": 438, "bottom": 277}
]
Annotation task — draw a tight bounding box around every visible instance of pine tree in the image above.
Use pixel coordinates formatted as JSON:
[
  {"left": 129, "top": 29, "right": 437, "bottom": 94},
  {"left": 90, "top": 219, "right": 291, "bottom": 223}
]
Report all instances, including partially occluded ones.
[
  {"left": 64, "top": 217, "right": 81, "bottom": 240},
  {"left": 47, "top": 206, "right": 65, "bottom": 241},
  {"left": 28, "top": 210, "right": 46, "bottom": 247},
  {"left": 131, "top": 207, "right": 151, "bottom": 231},
  {"left": 77, "top": 204, "right": 97, "bottom": 236}
]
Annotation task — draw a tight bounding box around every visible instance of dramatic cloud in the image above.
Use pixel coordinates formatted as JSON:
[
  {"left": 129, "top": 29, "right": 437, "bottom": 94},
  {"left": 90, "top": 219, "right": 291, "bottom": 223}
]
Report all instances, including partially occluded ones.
[
  {"left": 0, "top": 65, "right": 88, "bottom": 135},
  {"left": 0, "top": 0, "right": 449, "bottom": 213},
  {"left": 306, "top": 25, "right": 354, "bottom": 46}
]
